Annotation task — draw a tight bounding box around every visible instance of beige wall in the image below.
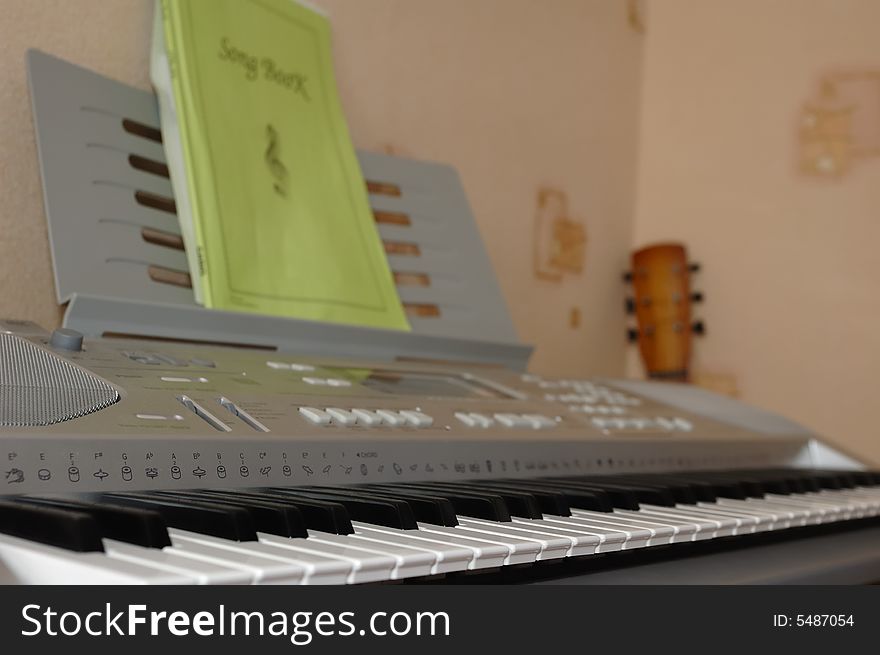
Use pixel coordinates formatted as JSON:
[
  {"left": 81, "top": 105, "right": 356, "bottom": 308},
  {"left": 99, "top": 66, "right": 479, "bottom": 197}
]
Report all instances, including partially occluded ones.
[
  {"left": 0, "top": 1, "right": 154, "bottom": 331},
  {"left": 632, "top": 0, "right": 880, "bottom": 463},
  {"left": 0, "top": 0, "right": 643, "bottom": 377}
]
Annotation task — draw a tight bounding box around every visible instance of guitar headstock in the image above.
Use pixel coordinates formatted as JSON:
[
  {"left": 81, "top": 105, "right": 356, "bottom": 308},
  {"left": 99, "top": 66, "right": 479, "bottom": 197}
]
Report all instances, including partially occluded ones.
[{"left": 624, "top": 243, "right": 705, "bottom": 381}]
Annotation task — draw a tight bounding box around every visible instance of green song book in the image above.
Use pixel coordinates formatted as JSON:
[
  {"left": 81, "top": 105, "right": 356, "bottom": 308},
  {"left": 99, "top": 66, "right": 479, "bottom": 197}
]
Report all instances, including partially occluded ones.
[{"left": 151, "top": 0, "right": 409, "bottom": 330}]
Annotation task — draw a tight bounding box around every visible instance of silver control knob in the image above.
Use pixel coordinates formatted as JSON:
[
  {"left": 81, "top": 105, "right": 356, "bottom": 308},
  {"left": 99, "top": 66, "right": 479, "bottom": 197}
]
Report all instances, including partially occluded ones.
[{"left": 49, "top": 328, "right": 84, "bottom": 351}]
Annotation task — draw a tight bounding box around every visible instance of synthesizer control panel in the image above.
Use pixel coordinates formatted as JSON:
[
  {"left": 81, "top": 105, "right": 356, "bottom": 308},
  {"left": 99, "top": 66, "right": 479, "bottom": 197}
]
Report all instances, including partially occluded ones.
[{"left": 0, "top": 321, "right": 813, "bottom": 494}]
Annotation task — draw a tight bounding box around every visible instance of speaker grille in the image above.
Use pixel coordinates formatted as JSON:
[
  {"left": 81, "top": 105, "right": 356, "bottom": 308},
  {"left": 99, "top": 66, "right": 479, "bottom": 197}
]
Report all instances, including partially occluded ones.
[{"left": 0, "top": 334, "right": 119, "bottom": 426}]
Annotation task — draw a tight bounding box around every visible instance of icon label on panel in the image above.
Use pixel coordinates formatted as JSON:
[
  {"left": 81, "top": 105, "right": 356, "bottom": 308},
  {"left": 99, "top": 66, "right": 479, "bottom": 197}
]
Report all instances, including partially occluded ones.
[{"left": 5, "top": 468, "right": 24, "bottom": 484}]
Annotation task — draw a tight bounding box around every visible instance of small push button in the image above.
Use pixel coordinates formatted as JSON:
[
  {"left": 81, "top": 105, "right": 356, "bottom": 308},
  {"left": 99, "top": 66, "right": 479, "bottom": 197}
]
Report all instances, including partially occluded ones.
[
  {"left": 298, "top": 407, "right": 332, "bottom": 425},
  {"left": 351, "top": 408, "right": 383, "bottom": 427},
  {"left": 398, "top": 410, "right": 434, "bottom": 428},
  {"left": 375, "top": 410, "right": 405, "bottom": 427},
  {"left": 325, "top": 407, "right": 358, "bottom": 426},
  {"left": 468, "top": 413, "right": 494, "bottom": 428},
  {"left": 673, "top": 417, "right": 694, "bottom": 432},
  {"left": 454, "top": 412, "right": 477, "bottom": 427},
  {"left": 521, "top": 414, "right": 556, "bottom": 429},
  {"left": 493, "top": 413, "right": 531, "bottom": 428}
]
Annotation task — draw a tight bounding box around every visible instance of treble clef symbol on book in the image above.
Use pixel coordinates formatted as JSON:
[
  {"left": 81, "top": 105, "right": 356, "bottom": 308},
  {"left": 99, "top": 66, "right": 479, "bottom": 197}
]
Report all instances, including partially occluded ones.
[{"left": 264, "top": 124, "right": 289, "bottom": 198}]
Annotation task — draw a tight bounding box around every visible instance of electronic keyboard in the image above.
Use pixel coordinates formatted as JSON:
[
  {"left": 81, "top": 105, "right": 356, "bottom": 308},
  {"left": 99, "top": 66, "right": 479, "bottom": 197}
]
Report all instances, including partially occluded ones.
[{"left": 1, "top": 320, "right": 877, "bottom": 584}]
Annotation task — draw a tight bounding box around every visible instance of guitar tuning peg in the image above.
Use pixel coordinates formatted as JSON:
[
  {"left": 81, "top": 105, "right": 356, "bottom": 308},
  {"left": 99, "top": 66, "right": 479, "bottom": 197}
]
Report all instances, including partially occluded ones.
[
  {"left": 691, "top": 320, "right": 706, "bottom": 336},
  {"left": 622, "top": 271, "right": 634, "bottom": 283},
  {"left": 690, "top": 291, "right": 704, "bottom": 303},
  {"left": 688, "top": 262, "right": 701, "bottom": 273},
  {"left": 626, "top": 328, "right": 639, "bottom": 343},
  {"left": 625, "top": 297, "right": 636, "bottom": 314}
]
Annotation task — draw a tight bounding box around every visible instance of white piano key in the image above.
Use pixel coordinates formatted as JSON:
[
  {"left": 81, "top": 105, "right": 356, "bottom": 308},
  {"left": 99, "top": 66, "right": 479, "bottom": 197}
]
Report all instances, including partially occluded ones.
[
  {"left": 572, "top": 510, "right": 677, "bottom": 546},
  {"left": 240, "top": 538, "right": 351, "bottom": 585},
  {"left": 457, "top": 518, "right": 579, "bottom": 559},
  {"left": 554, "top": 513, "right": 654, "bottom": 549},
  {"left": 643, "top": 504, "right": 741, "bottom": 537},
  {"left": 103, "top": 539, "right": 251, "bottom": 584},
  {"left": 845, "top": 485, "right": 880, "bottom": 500},
  {"left": 351, "top": 523, "right": 473, "bottom": 575},
  {"left": 820, "top": 489, "right": 880, "bottom": 515},
  {"left": 696, "top": 502, "right": 776, "bottom": 532},
  {"left": 731, "top": 497, "right": 816, "bottom": 526},
  {"left": 668, "top": 505, "right": 754, "bottom": 535},
  {"left": 714, "top": 498, "right": 795, "bottom": 528},
  {"left": 526, "top": 515, "right": 628, "bottom": 552},
  {"left": 763, "top": 493, "right": 851, "bottom": 522},
  {"left": 807, "top": 492, "right": 868, "bottom": 517},
  {"left": 825, "top": 487, "right": 880, "bottom": 506},
  {"left": 626, "top": 507, "right": 723, "bottom": 540},
  {"left": 353, "top": 522, "right": 508, "bottom": 571},
  {"left": 712, "top": 499, "right": 801, "bottom": 528},
  {"left": 168, "top": 530, "right": 308, "bottom": 584},
  {"left": 256, "top": 533, "right": 394, "bottom": 584},
  {"left": 612, "top": 510, "right": 700, "bottom": 543},
  {"left": 507, "top": 517, "right": 605, "bottom": 556},
  {"left": 297, "top": 531, "right": 436, "bottom": 580},
  {"left": 453, "top": 519, "right": 567, "bottom": 561},
  {"left": 415, "top": 523, "right": 538, "bottom": 566},
  {"left": 0, "top": 533, "right": 194, "bottom": 585}
]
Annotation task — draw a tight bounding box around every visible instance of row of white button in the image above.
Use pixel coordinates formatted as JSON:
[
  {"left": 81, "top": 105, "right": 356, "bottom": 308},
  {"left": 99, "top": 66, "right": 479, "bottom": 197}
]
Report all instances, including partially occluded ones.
[
  {"left": 538, "top": 382, "right": 641, "bottom": 406},
  {"left": 591, "top": 416, "right": 693, "bottom": 432},
  {"left": 569, "top": 404, "right": 627, "bottom": 415},
  {"left": 299, "top": 407, "right": 433, "bottom": 428},
  {"left": 267, "top": 360, "right": 316, "bottom": 372},
  {"left": 302, "top": 377, "right": 352, "bottom": 387},
  {"left": 454, "top": 412, "right": 557, "bottom": 429}
]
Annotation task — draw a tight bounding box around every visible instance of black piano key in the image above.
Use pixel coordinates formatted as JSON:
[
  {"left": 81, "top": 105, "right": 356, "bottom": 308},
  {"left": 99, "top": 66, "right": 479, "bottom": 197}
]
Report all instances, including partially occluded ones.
[
  {"left": 769, "top": 473, "right": 811, "bottom": 493},
  {"left": 847, "top": 470, "right": 879, "bottom": 487},
  {"left": 368, "top": 484, "right": 512, "bottom": 522},
  {"left": 817, "top": 470, "right": 857, "bottom": 488},
  {"left": 764, "top": 469, "right": 873, "bottom": 491},
  {"left": 761, "top": 470, "right": 823, "bottom": 493},
  {"left": 465, "top": 481, "right": 572, "bottom": 516},
  {"left": 600, "top": 476, "right": 698, "bottom": 504},
  {"left": 796, "top": 472, "right": 824, "bottom": 492},
  {"left": 224, "top": 490, "right": 354, "bottom": 535},
  {"left": 495, "top": 479, "right": 617, "bottom": 512},
  {"left": 269, "top": 488, "right": 418, "bottom": 530},
  {"left": 663, "top": 473, "right": 748, "bottom": 500},
  {"left": 806, "top": 471, "right": 845, "bottom": 490},
  {"left": 562, "top": 478, "right": 676, "bottom": 507},
  {"left": 0, "top": 500, "right": 104, "bottom": 552},
  {"left": 14, "top": 496, "right": 171, "bottom": 548},
  {"left": 314, "top": 486, "right": 458, "bottom": 526},
  {"left": 725, "top": 472, "right": 794, "bottom": 495},
  {"left": 102, "top": 493, "right": 257, "bottom": 542},
  {"left": 634, "top": 475, "right": 718, "bottom": 502},
  {"left": 492, "top": 478, "right": 616, "bottom": 516},
  {"left": 679, "top": 472, "right": 765, "bottom": 498},
  {"left": 412, "top": 482, "right": 543, "bottom": 519},
  {"left": 528, "top": 477, "right": 639, "bottom": 508},
  {"left": 155, "top": 490, "right": 307, "bottom": 538}
]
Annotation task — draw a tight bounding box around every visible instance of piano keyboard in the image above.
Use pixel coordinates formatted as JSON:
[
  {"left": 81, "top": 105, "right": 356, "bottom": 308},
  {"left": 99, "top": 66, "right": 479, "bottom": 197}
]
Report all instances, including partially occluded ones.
[{"left": 1, "top": 468, "right": 877, "bottom": 584}]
